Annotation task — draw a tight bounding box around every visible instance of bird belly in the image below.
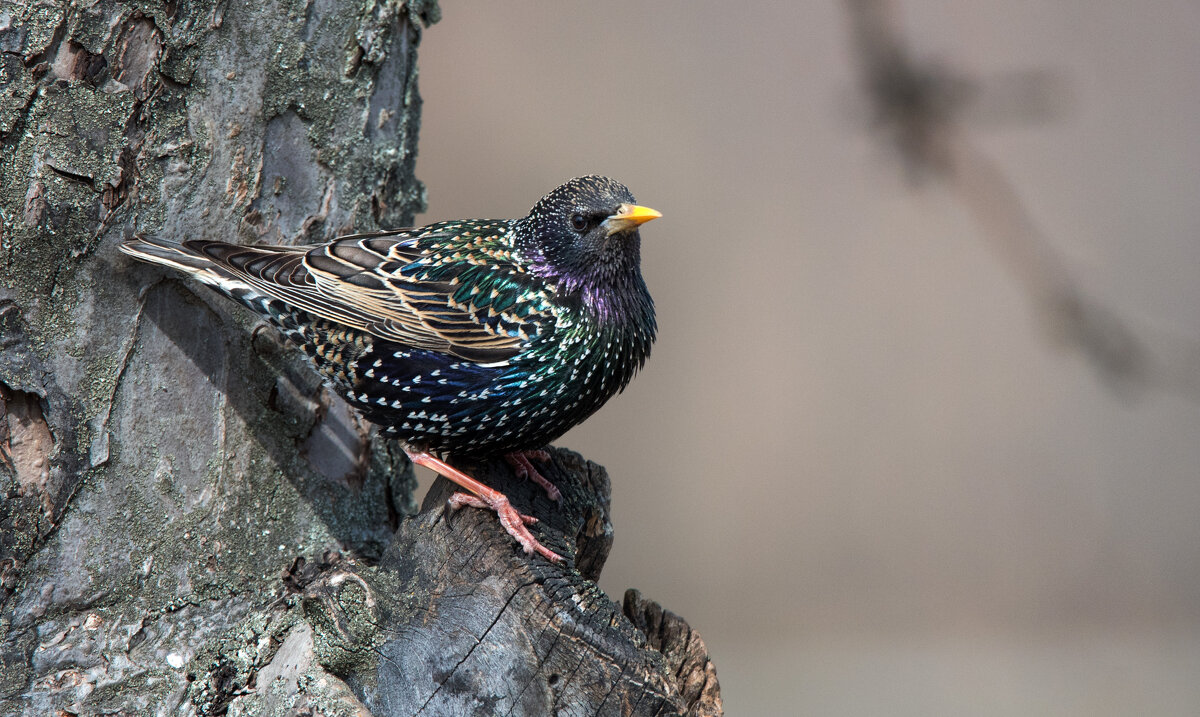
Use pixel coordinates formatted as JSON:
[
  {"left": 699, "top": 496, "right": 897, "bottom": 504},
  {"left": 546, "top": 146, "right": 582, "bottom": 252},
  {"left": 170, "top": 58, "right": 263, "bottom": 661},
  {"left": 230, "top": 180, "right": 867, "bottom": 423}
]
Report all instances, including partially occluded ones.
[
  {"left": 270, "top": 310, "right": 644, "bottom": 457},
  {"left": 341, "top": 341, "right": 628, "bottom": 456}
]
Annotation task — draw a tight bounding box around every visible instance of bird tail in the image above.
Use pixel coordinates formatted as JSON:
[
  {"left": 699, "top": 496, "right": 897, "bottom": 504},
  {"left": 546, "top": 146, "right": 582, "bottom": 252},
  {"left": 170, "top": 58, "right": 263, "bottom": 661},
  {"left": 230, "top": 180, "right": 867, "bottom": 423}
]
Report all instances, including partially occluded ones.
[
  {"left": 119, "top": 238, "right": 321, "bottom": 334},
  {"left": 119, "top": 238, "right": 246, "bottom": 291}
]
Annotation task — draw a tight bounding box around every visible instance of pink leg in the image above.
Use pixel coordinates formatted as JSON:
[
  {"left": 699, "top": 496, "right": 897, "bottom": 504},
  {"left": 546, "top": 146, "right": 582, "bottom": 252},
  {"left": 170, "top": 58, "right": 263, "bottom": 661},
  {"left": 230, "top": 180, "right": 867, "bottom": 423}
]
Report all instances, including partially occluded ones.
[
  {"left": 406, "top": 449, "right": 563, "bottom": 563},
  {"left": 505, "top": 450, "right": 561, "bottom": 503}
]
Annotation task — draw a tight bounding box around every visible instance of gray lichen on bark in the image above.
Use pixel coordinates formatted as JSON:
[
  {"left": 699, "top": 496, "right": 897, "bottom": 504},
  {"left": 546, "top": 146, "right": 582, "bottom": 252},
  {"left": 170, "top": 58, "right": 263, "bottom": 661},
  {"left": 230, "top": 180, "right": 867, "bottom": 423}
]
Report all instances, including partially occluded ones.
[{"left": 1, "top": 0, "right": 436, "bottom": 712}]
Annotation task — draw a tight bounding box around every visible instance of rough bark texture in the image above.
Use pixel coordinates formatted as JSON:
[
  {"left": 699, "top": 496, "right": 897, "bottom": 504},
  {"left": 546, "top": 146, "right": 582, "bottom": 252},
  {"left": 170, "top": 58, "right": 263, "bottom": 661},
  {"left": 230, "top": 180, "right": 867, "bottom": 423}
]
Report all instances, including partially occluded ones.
[{"left": 0, "top": 2, "right": 721, "bottom": 715}]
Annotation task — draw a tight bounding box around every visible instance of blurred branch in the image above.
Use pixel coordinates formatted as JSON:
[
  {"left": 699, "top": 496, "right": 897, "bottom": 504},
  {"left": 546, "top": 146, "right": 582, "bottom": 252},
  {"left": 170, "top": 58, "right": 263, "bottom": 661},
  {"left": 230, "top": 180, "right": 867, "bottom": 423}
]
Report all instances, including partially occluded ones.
[{"left": 842, "top": 0, "right": 1200, "bottom": 400}]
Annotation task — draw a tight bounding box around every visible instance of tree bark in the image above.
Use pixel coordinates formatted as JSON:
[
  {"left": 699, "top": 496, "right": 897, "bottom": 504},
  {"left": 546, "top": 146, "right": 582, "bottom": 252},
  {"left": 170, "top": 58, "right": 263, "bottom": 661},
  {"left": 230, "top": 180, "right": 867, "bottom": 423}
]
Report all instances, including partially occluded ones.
[{"left": 0, "top": 2, "right": 721, "bottom": 715}]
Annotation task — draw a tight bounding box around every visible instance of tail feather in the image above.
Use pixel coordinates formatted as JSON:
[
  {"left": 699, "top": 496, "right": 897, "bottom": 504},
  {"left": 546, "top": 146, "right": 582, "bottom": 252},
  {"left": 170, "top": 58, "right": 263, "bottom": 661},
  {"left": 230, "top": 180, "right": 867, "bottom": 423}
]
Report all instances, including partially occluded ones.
[
  {"left": 120, "top": 237, "right": 283, "bottom": 319},
  {"left": 121, "top": 238, "right": 324, "bottom": 351},
  {"left": 120, "top": 238, "right": 233, "bottom": 285}
]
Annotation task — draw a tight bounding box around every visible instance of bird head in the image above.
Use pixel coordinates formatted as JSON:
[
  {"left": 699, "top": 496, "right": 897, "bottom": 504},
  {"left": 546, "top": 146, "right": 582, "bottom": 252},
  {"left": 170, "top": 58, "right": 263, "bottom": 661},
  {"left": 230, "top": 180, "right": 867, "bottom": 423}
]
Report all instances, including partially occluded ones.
[{"left": 516, "top": 176, "right": 661, "bottom": 292}]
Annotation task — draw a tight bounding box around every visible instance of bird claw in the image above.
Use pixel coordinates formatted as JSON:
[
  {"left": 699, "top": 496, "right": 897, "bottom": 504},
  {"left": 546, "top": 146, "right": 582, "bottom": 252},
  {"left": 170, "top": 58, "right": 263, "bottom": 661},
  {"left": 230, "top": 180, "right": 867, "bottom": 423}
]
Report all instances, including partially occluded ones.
[
  {"left": 505, "top": 450, "right": 562, "bottom": 503},
  {"left": 407, "top": 449, "right": 563, "bottom": 563},
  {"left": 447, "top": 491, "right": 561, "bottom": 562},
  {"left": 448, "top": 491, "right": 537, "bottom": 525}
]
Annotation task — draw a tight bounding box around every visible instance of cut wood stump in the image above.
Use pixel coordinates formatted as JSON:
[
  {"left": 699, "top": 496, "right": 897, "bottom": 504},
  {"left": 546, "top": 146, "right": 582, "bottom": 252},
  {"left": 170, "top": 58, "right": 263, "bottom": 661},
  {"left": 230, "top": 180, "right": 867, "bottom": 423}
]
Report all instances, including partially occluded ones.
[{"left": 277, "top": 447, "right": 723, "bottom": 716}]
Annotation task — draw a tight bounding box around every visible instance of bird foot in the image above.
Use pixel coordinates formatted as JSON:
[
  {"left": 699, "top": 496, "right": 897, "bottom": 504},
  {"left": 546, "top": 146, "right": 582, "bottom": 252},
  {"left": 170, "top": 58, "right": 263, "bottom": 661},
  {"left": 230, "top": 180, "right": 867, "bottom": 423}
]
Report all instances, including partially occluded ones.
[
  {"left": 406, "top": 449, "right": 564, "bottom": 563},
  {"left": 505, "top": 450, "right": 562, "bottom": 503},
  {"left": 446, "top": 491, "right": 561, "bottom": 562}
]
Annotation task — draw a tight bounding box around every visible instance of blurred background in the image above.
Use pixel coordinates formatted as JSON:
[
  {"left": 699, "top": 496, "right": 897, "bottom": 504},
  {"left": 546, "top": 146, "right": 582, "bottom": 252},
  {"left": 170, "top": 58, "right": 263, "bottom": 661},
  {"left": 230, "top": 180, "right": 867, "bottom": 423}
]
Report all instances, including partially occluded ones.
[{"left": 413, "top": 2, "right": 1200, "bottom": 714}]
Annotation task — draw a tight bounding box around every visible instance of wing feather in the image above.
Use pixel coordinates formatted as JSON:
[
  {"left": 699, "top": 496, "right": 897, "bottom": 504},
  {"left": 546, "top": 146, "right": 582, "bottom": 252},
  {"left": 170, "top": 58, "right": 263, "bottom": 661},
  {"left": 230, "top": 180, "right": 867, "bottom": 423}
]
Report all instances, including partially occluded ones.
[{"left": 182, "top": 232, "right": 552, "bottom": 363}]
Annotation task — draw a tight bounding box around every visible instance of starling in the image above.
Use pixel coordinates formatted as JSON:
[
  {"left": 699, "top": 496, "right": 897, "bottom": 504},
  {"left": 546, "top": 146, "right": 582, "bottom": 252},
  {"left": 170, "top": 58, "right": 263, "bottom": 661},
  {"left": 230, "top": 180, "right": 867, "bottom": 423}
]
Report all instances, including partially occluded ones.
[{"left": 120, "top": 175, "right": 660, "bottom": 562}]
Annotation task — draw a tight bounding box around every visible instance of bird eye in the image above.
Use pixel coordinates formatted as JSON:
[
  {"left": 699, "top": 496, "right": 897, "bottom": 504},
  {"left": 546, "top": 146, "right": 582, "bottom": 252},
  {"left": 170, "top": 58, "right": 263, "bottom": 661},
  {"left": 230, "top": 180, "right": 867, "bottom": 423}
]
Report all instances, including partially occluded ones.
[{"left": 569, "top": 213, "right": 589, "bottom": 232}]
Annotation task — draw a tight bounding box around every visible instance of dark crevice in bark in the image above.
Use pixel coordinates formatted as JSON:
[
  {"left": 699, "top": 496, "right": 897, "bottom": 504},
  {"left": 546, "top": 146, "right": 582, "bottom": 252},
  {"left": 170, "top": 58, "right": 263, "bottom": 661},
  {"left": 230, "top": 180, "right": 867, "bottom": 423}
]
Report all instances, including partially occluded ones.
[{"left": 45, "top": 163, "right": 98, "bottom": 188}]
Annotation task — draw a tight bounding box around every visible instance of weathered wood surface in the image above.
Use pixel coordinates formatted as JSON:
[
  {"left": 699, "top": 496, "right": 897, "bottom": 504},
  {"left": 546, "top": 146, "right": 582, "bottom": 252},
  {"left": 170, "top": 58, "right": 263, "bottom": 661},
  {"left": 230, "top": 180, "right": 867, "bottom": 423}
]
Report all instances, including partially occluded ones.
[{"left": 273, "top": 449, "right": 722, "bottom": 716}]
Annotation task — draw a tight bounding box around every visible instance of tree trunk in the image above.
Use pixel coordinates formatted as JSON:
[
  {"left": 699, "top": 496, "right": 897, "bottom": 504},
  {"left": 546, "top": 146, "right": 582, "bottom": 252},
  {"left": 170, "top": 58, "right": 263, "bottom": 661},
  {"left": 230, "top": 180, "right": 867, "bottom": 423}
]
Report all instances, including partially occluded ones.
[{"left": 0, "top": 2, "right": 721, "bottom": 715}]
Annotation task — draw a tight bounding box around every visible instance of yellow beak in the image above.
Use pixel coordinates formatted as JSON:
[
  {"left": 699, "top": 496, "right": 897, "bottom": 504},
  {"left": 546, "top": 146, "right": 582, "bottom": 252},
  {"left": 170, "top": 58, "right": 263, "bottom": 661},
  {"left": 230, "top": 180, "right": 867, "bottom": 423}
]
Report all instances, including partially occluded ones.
[{"left": 604, "top": 203, "right": 662, "bottom": 236}]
